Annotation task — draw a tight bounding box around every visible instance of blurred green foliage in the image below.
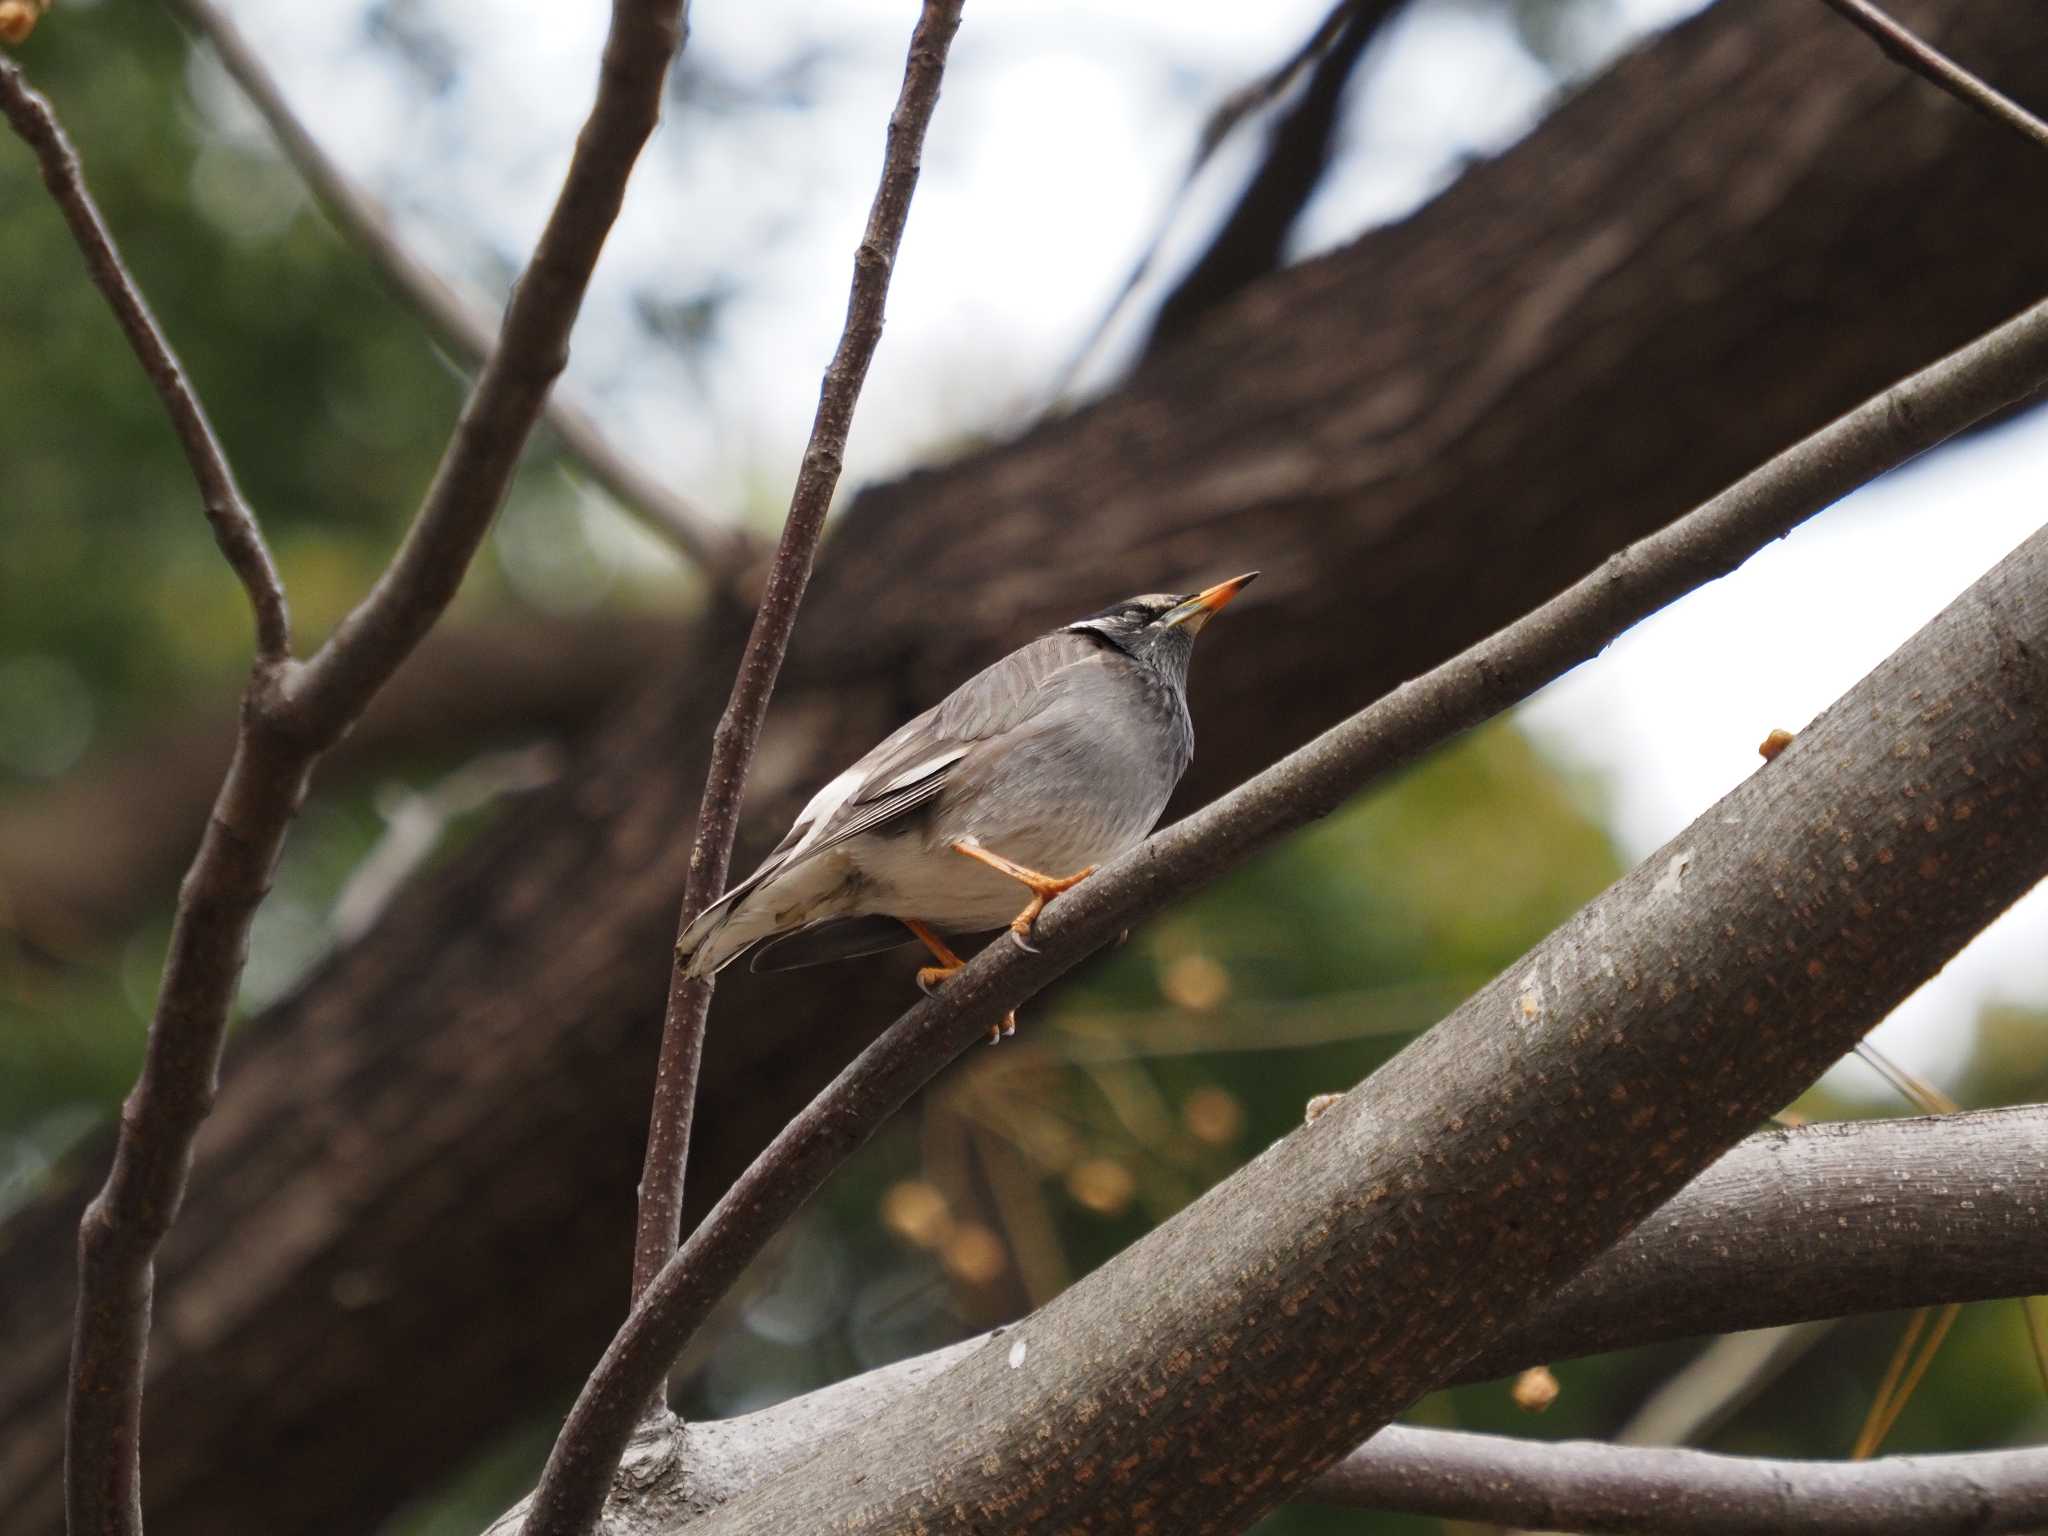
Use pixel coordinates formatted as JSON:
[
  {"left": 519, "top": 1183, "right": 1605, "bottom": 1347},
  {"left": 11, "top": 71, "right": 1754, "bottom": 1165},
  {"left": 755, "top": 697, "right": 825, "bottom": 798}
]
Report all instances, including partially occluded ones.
[{"left": 0, "top": 0, "right": 473, "bottom": 738}]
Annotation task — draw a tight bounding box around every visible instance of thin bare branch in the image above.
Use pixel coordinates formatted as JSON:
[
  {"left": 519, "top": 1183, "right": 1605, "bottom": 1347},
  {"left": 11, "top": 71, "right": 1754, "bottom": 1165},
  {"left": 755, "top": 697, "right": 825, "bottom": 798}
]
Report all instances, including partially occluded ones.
[
  {"left": 503, "top": 283, "right": 2048, "bottom": 1536},
  {"left": 1819, "top": 0, "right": 2048, "bottom": 151},
  {"left": 627, "top": 0, "right": 964, "bottom": 1323},
  {"left": 7, "top": 6, "right": 687, "bottom": 1531},
  {"left": 281, "top": 0, "right": 687, "bottom": 737},
  {"left": 159, "top": 0, "right": 755, "bottom": 585},
  {"left": 0, "top": 59, "right": 289, "bottom": 660},
  {"left": 1308, "top": 1426, "right": 2048, "bottom": 1533},
  {"left": 1043, "top": 0, "right": 1389, "bottom": 406}
]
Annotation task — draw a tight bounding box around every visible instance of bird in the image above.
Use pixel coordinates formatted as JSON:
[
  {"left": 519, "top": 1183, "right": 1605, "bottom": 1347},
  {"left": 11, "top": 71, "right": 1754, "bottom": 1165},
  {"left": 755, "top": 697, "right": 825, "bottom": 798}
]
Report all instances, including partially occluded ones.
[{"left": 675, "top": 573, "right": 1257, "bottom": 1039}]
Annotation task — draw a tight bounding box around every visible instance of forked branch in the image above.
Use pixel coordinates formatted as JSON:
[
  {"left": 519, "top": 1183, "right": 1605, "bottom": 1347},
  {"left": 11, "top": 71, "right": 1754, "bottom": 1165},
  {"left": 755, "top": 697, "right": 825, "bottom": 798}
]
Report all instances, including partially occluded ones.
[{"left": 2, "top": 5, "right": 689, "bottom": 1530}]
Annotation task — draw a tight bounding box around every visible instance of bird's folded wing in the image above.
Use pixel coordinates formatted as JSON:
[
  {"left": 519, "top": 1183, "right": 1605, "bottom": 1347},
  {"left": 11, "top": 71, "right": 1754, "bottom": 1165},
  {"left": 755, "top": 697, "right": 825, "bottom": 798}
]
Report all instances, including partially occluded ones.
[
  {"left": 749, "top": 914, "right": 918, "bottom": 971},
  {"left": 707, "top": 632, "right": 1105, "bottom": 908},
  {"left": 799, "top": 748, "right": 966, "bottom": 858}
]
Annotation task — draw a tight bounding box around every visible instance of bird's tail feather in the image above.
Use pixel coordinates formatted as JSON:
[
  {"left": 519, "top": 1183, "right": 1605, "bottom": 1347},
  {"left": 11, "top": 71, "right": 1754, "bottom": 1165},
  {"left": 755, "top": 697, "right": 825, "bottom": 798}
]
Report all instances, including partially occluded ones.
[
  {"left": 676, "top": 850, "right": 793, "bottom": 978},
  {"left": 676, "top": 894, "right": 764, "bottom": 979}
]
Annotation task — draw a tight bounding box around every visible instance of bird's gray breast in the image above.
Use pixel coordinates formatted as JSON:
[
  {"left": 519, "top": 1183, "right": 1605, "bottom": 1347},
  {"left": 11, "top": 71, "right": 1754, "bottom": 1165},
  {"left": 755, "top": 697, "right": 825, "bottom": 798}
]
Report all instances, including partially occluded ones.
[{"left": 930, "top": 653, "right": 1191, "bottom": 872}]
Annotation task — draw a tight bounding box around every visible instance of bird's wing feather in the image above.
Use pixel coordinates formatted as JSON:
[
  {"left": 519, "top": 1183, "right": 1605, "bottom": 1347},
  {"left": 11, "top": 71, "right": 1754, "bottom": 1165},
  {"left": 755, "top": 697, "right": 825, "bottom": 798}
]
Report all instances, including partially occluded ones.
[
  {"left": 784, "top": 633, "right": 1103, "bottom": 849},
  {"left": 706, "top": 631, "right": 1108, "bottom": 907}
]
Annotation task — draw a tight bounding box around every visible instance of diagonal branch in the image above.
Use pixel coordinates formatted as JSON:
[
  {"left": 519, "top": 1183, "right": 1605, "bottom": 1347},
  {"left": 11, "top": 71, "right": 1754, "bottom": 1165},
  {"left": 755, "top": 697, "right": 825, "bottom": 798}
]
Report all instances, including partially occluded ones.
[
  {"left": 159, "top": 0, "right": 755, "bottom": 585},
  {"left": 628, "top": 0, "right": 965, "bottom": 1320},
  {"left": 0, "top": 59, "right": 288, "bottom": 660},
  {"left": 499, "top": 287, "right": 2048, "bottom": 1536},
  {"left": 280, "top": 0, "right": 687, "bottom": 738},
  {"left": 1308, "top": 1426, "right": 2048, "bottom": 1533},
  {"left": 483, "top": 1106, "right": 2048, "bottom": 1535},
  {"left": 4, "top": 6, "right": 688, "bottom": 1532},
  {"left": 680, "top": 526, "right": 2048, "bottom": 1530},
  {"left": 1819, "top": 0, "right": 2048, "bottom": 151}
]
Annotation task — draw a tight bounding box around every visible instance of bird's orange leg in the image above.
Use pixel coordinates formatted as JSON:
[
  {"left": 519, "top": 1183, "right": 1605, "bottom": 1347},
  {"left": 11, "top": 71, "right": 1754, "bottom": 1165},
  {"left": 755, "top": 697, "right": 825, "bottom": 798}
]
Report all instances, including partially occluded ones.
[
  {"left": 906, "top": 918, "right": 1013, "bottom": 1042},
  {"left": 948, "top": 838, "right": 1096, "bottom": 952}
]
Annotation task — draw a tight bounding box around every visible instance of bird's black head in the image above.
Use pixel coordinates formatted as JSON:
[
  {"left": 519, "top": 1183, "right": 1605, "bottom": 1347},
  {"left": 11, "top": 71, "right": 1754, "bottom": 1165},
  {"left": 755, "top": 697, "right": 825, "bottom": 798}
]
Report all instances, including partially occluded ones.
[{"left": 1063, "top": 572, "right": 1257, "bottom": 685}]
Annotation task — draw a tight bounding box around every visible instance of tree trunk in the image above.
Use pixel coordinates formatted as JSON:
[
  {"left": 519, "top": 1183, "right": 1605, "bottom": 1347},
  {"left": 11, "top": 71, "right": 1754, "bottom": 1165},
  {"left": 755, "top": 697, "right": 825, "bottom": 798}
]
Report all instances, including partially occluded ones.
[{"left": 3, "top": 0, "right": 2046, "bottom": 1530}]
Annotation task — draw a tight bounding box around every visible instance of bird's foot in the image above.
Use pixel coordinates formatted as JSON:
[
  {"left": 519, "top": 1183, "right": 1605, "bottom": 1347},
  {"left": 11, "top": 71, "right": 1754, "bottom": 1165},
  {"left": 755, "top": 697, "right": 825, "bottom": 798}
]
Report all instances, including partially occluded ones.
[
  {"left": 909, "top": 917, "right": 1014, "bottom": 1043},
  {"left": 947, "top": 840, "right": 1096, "bottom": 949}
]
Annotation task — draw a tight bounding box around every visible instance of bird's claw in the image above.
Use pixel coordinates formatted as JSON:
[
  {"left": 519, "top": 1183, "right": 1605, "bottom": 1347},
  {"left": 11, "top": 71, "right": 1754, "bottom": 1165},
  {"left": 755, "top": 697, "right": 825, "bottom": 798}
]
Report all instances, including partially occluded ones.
[{"left": 1007, "top": 926, "right": 1040, "bottom": 955}]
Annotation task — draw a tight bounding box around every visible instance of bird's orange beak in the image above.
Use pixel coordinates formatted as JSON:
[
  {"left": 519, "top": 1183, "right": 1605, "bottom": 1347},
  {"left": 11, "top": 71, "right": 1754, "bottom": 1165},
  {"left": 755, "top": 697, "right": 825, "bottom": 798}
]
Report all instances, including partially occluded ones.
[{"left": 1164, "top": 571, "right": 1258, "bottom": 632}]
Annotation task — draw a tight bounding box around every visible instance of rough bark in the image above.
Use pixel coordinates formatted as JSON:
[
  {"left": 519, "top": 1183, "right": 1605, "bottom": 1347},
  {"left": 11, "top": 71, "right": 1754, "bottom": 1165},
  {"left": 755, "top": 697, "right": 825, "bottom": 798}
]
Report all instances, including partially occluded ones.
[
  {"left": 4, "top": 0, "right": 2048, "bottom": 1530},
  {"left": 673, "top": 520, "right": 2048, "bottom": 1535}
]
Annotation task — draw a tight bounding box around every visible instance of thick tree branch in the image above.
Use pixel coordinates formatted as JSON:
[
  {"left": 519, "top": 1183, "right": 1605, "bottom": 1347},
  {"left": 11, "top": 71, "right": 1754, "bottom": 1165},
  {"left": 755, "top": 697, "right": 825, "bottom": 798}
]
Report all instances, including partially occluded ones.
[
  {"left": 503, "top": 289, "right": 2048, "bottom": 1536},
  {"left": 158, "top": 0, "right": 754, "bottom": 586},
  {"left": 676, "top": 528, "right": 2048, "bottom": 1531},
  {"left": 0, "top": 60, "right": 288, "bottom": 661},
  {"left": 12, "top": 6, "right": 2048, "bottom": 1529},
  {"left": 630, "top": 0, "right": 963, "bottom": 1317},
  {"left": 1309, "top": 1427, "right": 2048, "bottom": 1533},
  {"left": 485, "top": 1107, "right": 2048, "bottom": 1534},
  {"left": 1820, "top": 0, "right": 2048, "bottom": 150},
  {"left": 278, "top": 0, "right": 686, "bottom": 739},
  {"left": 3, "top": 7, "right": 686, "bottom": 1533}
]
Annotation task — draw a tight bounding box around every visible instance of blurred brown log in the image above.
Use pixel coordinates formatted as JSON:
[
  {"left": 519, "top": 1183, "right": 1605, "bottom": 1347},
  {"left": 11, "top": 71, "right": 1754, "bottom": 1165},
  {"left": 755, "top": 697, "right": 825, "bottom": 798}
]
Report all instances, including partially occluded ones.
[
  {"left": 3, "top": 0, "right": 2047, "bottom": 1530},
  {"left": 0, "top": 614, "right": 679, "bottom": 955}
]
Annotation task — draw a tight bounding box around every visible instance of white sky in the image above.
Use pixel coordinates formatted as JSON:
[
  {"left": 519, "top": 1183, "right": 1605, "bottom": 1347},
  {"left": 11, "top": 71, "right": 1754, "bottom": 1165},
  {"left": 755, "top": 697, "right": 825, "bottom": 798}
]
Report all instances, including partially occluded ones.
[{"left": 192, "top": 0, "right": 2045, "bottom": 1096}]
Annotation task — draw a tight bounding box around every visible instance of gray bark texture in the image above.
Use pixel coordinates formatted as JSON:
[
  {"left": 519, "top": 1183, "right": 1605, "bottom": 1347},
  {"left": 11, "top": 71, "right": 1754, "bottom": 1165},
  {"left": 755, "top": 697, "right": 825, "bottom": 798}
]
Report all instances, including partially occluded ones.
[
  {"left": 667, "top": 520, "right": 2048, "bottom": 1533},
  {"left": 3, "top": 0, "right": 2048, "bottom": 1529},
  {"left": 480, "top": 1107, "right": 2048, "bottom": 1533}
]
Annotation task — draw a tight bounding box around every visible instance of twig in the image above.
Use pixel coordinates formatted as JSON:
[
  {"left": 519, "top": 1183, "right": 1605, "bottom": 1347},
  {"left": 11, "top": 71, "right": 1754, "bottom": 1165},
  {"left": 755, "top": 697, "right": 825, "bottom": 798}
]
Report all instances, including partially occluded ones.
[
  {"left": 0, "top": 60, "right": 289, "bottom": 660},
  {"left": 1307, "top": 1425, "right": 2048, "bottom": 1533},
  {"left": 1855, "top": 1303, "right": 1959, "bottom": 1458},
  {"left": 279, "top": 1, "right": 686, "bottom": 737},
  {"left": 1819, "top": 0, "right": 2048, "bottom": 151},
  {"left": 1143, "top": 0, "right": 1398, "bottom": 359},
  {"left": 1043, "top": 0, "right": 1377, "bottom": 406},
  {"left": 628, "top": 0, "right": 963, "bottom": 1316},
  {"left": 158, "top": 0, "right": 755, "bottom": 586},
  {"left": 3, "top": 7, "right": 687, "bottom": 1531},
  {"left": 1614, "top": 1326, "right": 1832, "bottom": 1449},
  {"left": 506, "top": 277, "right": 2048, "bottom": 1536}
]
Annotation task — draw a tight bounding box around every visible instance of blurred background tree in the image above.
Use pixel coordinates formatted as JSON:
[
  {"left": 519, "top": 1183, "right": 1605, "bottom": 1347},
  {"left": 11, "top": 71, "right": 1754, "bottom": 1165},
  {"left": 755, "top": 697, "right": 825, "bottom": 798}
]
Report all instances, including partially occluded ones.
[{"left": 4, "top": 0, "right": 2047, "bottom": 1532}]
